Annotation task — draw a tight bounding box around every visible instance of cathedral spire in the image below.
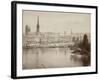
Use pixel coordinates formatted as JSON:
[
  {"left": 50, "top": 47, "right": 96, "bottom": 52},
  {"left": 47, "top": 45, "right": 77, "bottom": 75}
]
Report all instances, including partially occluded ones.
[{"left": 36, "top": 16, "right": 40, "bottom": 33}]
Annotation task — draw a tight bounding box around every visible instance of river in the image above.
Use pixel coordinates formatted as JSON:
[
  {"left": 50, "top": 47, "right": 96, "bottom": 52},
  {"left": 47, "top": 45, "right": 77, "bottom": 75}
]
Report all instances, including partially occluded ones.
[{"left": 22, "top": 48, "right": 83, "bottom": 69}]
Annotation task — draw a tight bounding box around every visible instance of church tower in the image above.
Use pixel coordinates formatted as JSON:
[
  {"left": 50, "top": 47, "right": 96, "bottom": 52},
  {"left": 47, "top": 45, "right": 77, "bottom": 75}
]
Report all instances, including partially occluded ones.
[{"left": 36, "top": 16, "right": 40, "bottom": 35}]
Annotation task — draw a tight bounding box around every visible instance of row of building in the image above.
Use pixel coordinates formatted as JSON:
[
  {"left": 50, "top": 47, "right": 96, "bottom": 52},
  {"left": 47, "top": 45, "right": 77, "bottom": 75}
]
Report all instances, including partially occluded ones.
[{"left": 23, "top": 16, "right": 90, "bottom": 48}]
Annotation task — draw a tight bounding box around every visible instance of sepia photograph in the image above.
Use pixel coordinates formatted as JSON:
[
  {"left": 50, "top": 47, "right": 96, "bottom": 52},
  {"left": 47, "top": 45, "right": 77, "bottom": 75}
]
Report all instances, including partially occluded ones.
[
  {"left": 22, "top": 10, "right": 91, "bottom": 69},
  {"left": 11, "top": 1, "right": 97, "bottom": 78}
]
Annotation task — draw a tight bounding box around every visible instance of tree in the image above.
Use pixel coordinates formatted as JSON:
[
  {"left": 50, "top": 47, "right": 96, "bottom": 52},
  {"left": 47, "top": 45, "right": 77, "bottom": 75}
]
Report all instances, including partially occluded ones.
[
  {"left": 79, "top": 34, "right": 90, "bottom": 66},
  {"left": 77, "top": 34, "right": 91, "bottom": 54},
  {"left": 72, "top": 34, "right": 91, "bottom": 66},
  {"left": 82, "top": 34, "right": 90, "bottom": 52},
  {"left": 82, "top": 34, "right": 88, "bottom": 49}
]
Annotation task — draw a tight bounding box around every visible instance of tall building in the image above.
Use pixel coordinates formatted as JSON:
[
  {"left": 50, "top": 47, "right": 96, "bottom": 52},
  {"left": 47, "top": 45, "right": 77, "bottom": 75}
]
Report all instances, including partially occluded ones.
[{"left": 25, "top": 25, "right": 30, "bottom": 35}]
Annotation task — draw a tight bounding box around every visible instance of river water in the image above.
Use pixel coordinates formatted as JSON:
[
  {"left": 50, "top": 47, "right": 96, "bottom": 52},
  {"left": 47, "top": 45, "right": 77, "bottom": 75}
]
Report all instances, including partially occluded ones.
[{"left": 22, "top": 48, "right": 83, "bottom": 69}]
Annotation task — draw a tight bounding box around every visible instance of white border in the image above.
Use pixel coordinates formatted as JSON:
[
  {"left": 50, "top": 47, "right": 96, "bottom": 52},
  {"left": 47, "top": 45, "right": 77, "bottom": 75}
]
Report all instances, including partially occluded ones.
[{"left": 17, "top": 3, "right": 96, "bottom": 77}]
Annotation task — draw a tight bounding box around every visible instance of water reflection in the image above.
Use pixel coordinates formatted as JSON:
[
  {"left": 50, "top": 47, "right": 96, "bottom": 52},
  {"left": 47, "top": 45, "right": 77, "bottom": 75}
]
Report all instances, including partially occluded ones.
[{"left": 22, "top": 48, "right": 83, "bottom": 69}]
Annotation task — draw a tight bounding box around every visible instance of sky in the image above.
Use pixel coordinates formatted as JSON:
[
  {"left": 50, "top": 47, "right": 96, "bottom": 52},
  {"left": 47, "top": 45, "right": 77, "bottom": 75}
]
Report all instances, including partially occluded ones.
[{"left": 23, "top": 10, "right": 91, "bottom": 34}]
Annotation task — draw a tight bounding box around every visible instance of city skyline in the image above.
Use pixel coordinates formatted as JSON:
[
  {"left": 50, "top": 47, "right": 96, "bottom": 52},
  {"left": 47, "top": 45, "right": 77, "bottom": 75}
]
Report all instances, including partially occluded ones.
[{"left": 22, "top": 10, "right": 91, "bottom": 69}]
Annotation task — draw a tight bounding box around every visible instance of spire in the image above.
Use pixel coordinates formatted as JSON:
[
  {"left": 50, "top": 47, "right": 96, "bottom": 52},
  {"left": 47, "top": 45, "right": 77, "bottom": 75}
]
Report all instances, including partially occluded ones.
[{"left": 36, "top": 16, "right": 40, "bottom": 33}]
